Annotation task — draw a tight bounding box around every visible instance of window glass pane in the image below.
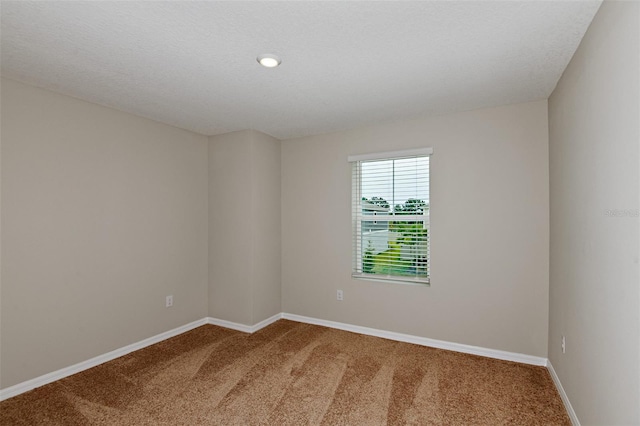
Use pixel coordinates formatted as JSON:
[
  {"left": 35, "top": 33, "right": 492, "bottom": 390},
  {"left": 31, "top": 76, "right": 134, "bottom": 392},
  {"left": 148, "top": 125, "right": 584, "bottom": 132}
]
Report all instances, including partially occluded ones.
[
  {"left": 353, "top": 153, "right": 430, "bottom": 284},
  {"left": 361, "top": 220, "right": 428, "bottom": 278},
  {"left": 361, "top": 159, "right": 393, "bottom": 212},
  {"left": 361, "top": 157, "right": 429, "bottom": 215}
]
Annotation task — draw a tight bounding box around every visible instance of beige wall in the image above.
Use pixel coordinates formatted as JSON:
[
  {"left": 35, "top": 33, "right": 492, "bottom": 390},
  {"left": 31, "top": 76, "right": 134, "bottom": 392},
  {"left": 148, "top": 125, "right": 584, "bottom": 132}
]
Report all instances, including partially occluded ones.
[
  {"left": 548, "top": 1, "right": 639, "bottom": 424},
  {"left": 250, "top": 131, "right": 282, "bottom": 323},
  {"left": 0, "top": 78, "right": 209, "bottom": 388},
  {"left": 208, "top": 131, "right": 253, "bottom": 324},
  {"left": 282, "top": 100, "right": 550, "bottom": 357},
  {"left": 208, "top": 130, "right": 281, "bottom": 325}
]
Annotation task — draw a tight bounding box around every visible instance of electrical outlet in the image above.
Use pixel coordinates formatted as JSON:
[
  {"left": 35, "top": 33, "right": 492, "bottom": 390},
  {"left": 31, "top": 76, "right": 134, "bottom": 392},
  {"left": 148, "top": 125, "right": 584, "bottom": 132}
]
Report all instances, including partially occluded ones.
[
  {"left": 166, "top": 295, "right": 173, "bottom": 308},
  {"left": 561, "top": 335, "right": 566, "bottom": 354},
  {"left": 337, "top": 290, "right": 343, "bottom": 301}
]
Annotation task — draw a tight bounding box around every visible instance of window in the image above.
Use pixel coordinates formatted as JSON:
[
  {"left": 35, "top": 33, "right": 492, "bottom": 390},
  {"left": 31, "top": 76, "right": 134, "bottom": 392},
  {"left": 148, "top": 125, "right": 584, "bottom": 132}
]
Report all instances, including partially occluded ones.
[{"left": 349, "top": 148, "right": 432, "bottom": 284}]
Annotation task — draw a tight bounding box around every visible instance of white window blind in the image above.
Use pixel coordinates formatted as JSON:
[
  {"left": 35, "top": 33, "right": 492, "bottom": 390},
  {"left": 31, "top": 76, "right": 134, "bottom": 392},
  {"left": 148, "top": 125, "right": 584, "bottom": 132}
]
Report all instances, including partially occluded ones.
[{"left": 350, "top": 149, "right": 431, "bottom": 284}]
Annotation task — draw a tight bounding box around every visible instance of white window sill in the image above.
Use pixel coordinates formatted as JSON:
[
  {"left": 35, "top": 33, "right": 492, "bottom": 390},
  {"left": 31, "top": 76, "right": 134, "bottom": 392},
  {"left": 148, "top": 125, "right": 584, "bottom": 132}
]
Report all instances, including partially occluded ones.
[{"left": 351, "top": 273, "right": 430, "bottom": 286}]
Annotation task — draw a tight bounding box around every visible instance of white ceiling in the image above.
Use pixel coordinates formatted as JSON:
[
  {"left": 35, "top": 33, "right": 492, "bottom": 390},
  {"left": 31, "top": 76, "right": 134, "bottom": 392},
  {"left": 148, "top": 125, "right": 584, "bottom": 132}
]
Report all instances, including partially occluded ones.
[{"left": 1, "top": 1, "right": 601, "bottom": 140}]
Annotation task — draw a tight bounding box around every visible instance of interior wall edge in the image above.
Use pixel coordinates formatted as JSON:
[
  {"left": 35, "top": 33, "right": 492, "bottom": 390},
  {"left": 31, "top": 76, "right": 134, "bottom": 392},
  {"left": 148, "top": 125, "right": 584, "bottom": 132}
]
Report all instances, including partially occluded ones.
[{"left": 547, "top": 361, "right": 581, "bottom": 426}]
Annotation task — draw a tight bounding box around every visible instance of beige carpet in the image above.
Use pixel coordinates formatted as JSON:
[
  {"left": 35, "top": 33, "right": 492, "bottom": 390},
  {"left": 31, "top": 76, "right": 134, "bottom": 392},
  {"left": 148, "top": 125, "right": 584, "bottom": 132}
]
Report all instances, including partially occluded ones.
[{"left": 0, "top": 320, "right": 570, "bottom": 425}]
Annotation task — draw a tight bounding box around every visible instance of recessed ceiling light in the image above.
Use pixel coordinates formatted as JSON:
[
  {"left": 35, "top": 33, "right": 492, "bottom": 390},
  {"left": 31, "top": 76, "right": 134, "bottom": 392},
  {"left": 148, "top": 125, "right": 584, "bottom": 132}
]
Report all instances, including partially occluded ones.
[{"left": 257, "top": 54, "right": 281, "bottom": 68}]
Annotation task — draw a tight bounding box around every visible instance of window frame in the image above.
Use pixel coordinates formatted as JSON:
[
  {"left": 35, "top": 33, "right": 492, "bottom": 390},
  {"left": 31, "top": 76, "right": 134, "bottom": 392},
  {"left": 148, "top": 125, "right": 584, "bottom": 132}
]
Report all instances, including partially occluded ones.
[{"left": 349, "top": 148, "right": 432, "bottom": 285}]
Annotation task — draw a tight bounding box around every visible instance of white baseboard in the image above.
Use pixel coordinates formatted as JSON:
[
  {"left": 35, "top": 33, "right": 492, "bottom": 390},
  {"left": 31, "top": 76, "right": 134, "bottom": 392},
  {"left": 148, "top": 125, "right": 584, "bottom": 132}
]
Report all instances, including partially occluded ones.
[
  {"left": 0, "top": 314, "right": 284, "bottom": 401},
  {"left": 1, "top": 312, "right": 550, "bottom": 402},
  {"left": 0, "top": 318, "right": 209, "bottom": 402},
  {"left": 282, "top": 313, "right": 548, "bottom": 366},
  {"left": 547, "top": 361, "right": 580, "bottom": 425},
  {"left": 206, "top": 313, "right": 283, "bottom": 333}
]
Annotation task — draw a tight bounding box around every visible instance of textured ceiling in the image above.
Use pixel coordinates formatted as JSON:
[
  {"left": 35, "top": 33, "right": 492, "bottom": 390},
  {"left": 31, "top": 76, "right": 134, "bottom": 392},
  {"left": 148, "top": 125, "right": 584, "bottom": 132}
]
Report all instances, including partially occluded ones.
[{"left": 1, "top": 1, "right": 601, "bottom": 140}]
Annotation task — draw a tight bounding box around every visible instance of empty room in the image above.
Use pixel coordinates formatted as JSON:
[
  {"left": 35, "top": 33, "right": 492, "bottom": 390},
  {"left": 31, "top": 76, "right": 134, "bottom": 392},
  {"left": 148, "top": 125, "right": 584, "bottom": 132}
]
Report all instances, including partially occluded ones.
[{"left": 0, "top": 1, "right": 638, "bottom": 425}]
